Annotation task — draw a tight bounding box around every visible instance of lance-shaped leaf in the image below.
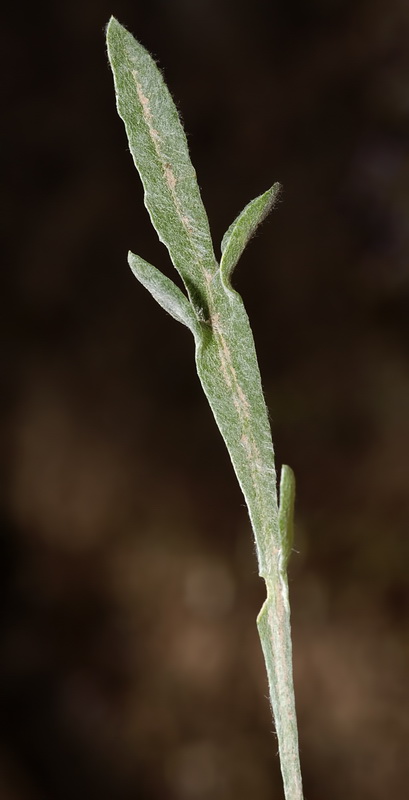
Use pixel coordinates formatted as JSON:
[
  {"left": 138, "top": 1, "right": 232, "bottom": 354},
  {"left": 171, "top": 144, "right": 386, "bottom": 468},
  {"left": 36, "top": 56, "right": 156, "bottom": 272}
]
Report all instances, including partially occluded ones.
[
  {"left": 128, "top": 251, "right": 203, "bottom": 339},
  {"left": 194, "top": 269, "right": 280, "bottom": 577},
  {"left": 106, "top": 16, "right": 218, "bottom": 306},
  {"left": 220, "top": 183, "right": 281, "bottom": 289}
]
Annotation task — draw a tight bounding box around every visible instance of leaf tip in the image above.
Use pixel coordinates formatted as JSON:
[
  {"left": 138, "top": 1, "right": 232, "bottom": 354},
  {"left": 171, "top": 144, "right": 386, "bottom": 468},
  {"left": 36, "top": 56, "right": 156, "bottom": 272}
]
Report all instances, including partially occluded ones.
[
  {"left": 106, "top": 16, "right": 129, "bottom": 51},
  {"left": 106, "top": 15, "right": 118, "bottom": 38},
  {"left": 127, "top": 250, "right": 142, "bottom": 279},
  {"left": 266, "top": 181, "right": 282, "bottom": 210}
]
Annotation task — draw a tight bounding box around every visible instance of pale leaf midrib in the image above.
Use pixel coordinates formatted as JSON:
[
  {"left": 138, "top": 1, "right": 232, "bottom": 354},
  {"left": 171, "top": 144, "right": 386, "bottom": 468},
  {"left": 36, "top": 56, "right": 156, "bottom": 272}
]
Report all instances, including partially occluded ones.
[
  {"left": 129, "top": 68, "right": 212, "bottom": 290},
  {"left": 201, "top": 279, "right": 276, "bottom": 558}
]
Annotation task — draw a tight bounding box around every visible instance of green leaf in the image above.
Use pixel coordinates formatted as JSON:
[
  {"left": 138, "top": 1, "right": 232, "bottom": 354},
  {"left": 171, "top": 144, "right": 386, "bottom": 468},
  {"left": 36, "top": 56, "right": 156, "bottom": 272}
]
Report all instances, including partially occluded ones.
[
  {"left": 128, "top": 252, "right": 203, "bottom": 339},
  {"left": 194, "top": 270, "right": 280, "bottom": 577},
  {"left": 220, "top": 183, "right": 280, "bottom": 289},
  {"left": 279, "top": 464, "right": 296, "bottom": 570},
  {"left": 106, "top": 17, "right": 218, "bottom": 306}
]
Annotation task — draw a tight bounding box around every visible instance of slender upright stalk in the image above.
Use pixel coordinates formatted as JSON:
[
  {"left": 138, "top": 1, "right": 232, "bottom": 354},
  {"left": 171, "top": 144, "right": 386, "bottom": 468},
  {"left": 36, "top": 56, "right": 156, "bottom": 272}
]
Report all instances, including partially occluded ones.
[{"left": 106, "top": 17, "right": 303, "bottom": 799}]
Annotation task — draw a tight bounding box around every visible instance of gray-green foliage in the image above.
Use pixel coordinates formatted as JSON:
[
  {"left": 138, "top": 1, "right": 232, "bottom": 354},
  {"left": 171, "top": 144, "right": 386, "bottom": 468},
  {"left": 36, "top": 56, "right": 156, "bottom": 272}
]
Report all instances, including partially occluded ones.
[{"left": 106, "top": 17, "right": 303, "bottom": 800}]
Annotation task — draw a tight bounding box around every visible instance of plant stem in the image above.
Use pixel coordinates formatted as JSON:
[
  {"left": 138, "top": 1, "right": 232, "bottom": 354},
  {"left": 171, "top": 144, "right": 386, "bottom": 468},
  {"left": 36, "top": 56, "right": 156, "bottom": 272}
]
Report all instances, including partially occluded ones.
[{"left": 106, "top": 18, "right": 304, "bottom": 798}]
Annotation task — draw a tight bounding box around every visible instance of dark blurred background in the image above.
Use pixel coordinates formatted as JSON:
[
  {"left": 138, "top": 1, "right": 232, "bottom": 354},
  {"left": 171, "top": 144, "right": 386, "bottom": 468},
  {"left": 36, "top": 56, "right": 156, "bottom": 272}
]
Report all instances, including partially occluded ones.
[{"left": 3, "top": 1, "right": 409, "bottom": 798}]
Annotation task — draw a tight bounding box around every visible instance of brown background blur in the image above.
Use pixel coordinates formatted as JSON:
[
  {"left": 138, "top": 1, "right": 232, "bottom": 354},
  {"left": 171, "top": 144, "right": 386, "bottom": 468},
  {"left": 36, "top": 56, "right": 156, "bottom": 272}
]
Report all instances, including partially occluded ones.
[{"left": 3, "top": 1, "right": 409, "bottom": 798}]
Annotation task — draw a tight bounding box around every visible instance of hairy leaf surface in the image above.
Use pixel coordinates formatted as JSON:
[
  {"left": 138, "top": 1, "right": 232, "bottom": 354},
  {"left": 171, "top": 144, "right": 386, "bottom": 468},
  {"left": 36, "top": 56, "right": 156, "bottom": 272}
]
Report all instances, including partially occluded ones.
[{"left": 107, "top": 18, "right": 303, "bottom": 800}]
